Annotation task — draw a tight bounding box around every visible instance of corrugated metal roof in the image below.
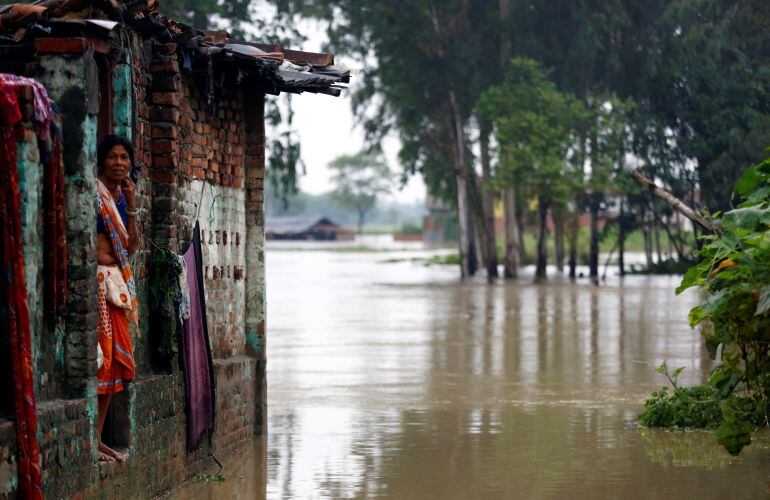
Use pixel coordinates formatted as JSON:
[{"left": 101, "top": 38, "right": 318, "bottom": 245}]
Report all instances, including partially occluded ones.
[{"left": 0, "top": 0, "right": 349, "bottom": 97}]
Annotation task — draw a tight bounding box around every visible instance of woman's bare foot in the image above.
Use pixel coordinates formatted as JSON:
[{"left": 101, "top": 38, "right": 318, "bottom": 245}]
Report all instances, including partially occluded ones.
[
  {"left": 98, "top": 450, "right": 115, "bottom": 463},
  {"left": 99, "top": 441, "right": 126, "bottom": 462}
]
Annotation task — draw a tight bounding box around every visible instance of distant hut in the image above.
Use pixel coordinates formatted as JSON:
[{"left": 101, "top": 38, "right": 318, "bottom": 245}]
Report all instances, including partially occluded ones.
[{"left": 266, "top": 215, "right": 355, "bottom": 241}]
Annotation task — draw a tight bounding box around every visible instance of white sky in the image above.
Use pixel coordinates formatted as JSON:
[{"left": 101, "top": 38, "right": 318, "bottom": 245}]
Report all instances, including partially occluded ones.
[{"left": 282, "top": 20, "right": 426, "bottom": 204}]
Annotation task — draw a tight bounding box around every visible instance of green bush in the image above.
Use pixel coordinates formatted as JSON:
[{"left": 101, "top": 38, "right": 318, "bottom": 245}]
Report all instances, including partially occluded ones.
[
  {"left": 645, "top": 155, "right": 770, "bottom": 455},
  {"left": 399, "top": 222, "right": 423, "bottom": 234},
  {"left": 638, "top": 385, "right": 724, "bottom": 430}
]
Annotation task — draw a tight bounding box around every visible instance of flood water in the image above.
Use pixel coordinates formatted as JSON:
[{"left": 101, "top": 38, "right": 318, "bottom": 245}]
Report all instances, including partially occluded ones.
[{"left": 177, "top": 240, "right": 770, "bottom": 499}]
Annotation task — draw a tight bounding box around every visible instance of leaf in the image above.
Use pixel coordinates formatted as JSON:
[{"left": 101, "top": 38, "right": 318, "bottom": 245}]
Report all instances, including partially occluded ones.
[
  {"left": 734, "top": 164, "right": 762, "bottom": 196},
  {"left": 712, "top": 370, "right": 740, "bottom": 398},
  {"left": 722, "top": 206, "right": 770, "bottom": 231},
  {"left": 677, "top": 265, "right": 704, "bottom": 294},
  {"left": 754, "top": 286, "right": 770, "bottom": 316},
  {"left": 689, "top": 306, "right": 703, "bottom": 328},
  {"left": 715, "top": 401, "right": 753, "bottom": 456},
  {"left": 704, "top": 328, "right": 732, "bottom": 360}
]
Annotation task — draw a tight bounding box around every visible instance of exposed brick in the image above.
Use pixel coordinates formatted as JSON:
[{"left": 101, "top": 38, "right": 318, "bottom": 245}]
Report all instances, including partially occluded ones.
[
  {"left": 152, "top": 74, "right": 181, "bottom": 92},
  {"left": 152, "top": 139, "right": 178, "bottom": 155},
  {"left": 152, "top": 92, "right": 179, "bottom": 107},
  {"left": 150, "top": 107, "right": 179, "bottom": 122},
  {"left": 149, "top": 59, "right": 179, "bottom": 74},
  {"left": 152, "top": 170, "right": 175, "bottom": 184},
  {"left": 151, "top": 123, "right": 179, "bottom": 139},
  {"left": 153, "top": 155, "right": 177, "bottom": 169}
]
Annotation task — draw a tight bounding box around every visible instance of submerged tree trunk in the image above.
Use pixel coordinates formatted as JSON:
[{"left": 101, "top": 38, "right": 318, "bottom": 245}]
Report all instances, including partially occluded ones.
[
  {"left": 643, "top": 210, "right": 653, "bottom": 269},
  {"left": 588, "top": 127, "right": 600, "bottom": 284},
  {"left": 467, "top": 181, "right": 486, "bottom": 275},
  {"left": 478, "top": 120, "right": 499, "bottom": 280},
  {"left": 357, "top": 210, "right": 365, "bottom": 235},
  {"left": 456, "top": 176, "right": 472, "bottom": 277},
  {"left": 502, "top": 188, "right": 520, "bottom": 278},
  {"left": 467, "top": 193, "right": 479, "bottom": 276},
  {"left": 618, "top": 196, "right": 626, "bottom": 277},
  {"left": 568, "top": 212, "right": 579, "bottom": 280},
  {"left": 449, "top": 90, "right": 474, "bottom": 278},
  {"left": 516, "top": 188, "right": 528, "bottom": 263},
  {"left": 589, "top": 198, "right": 600, "bottom": 283},
  {"left": 553, "top": 206, "right": 565, "bottom": 273},
  {"left": 535, "top": 197, "right": 549, "bottom": 280}
]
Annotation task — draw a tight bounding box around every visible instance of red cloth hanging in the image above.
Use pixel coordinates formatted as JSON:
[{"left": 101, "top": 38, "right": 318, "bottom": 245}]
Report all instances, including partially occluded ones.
[
  {"left": 0, "top": 73, "right": 66, "bottom": 316},
  {"left": 0, "top": 85, "right": 42, "bottom": 500},
  {"left": 43, "top": 121, "right": 67, "bottom": 316}
]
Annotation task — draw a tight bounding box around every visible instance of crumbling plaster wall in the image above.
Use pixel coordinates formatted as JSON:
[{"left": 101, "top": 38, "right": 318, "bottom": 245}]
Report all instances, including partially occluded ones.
[
  {"left": 0, "top": 55, "right": 100, "bottom": 495},
  {"left": 1, "top": 34, "right": 268, "bottom": 498}
]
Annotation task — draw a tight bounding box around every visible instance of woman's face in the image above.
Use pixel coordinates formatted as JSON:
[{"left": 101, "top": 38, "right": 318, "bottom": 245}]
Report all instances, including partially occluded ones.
[{"left": 102, "top": 145, "right": 131, "bottom": 183}]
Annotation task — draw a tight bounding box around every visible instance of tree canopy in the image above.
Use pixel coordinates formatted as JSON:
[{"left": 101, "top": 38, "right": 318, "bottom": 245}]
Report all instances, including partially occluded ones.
[{"left": 328, "top": 151, "right": 392, "bottom": 233}]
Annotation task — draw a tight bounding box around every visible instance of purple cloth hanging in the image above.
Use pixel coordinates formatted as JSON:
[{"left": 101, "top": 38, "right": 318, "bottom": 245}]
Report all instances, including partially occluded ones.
[{"left": 181, "top": 221, "right": 216, "bottom": 451}]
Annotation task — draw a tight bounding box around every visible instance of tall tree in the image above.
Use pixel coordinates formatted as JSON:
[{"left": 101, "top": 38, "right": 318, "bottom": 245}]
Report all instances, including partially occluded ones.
[
  {"left": 625, "top": 0, "right": 770, "bottom": 213},
  {"left": 280, "top": 0, "right": 504, "bottom": 279},
  {"left": 481, "top": 59, "right": 584, "bottom": 281}
]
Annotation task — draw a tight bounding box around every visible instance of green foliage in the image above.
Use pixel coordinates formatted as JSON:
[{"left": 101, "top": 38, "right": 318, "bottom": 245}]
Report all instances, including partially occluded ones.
[
  {"left": 638, "top": 362, "right": 766, "bottom": 457},
  {"left": 645, "top": 1, "right": 770, "bottom": 212},
  {"left": 398, "top": 222, "right": 422, "bottom": 235},
  {"left": 479, "top": 58, "right": 585, "bottom": 205},
  {"left": 638, "top": 385, "right": 723, "bottom": 430},
  {"left": 280, "top": 0, "right": 770, "bottom": 276},
  {"left": 266, "top": 97, "right": 304, "bottom": 207},
  {"left": 191, "top": 473, "right": 226, "bottom": 484},
  {"left": 328, "top": 151, "right": 392, "bottom": 233},
  {"left": 663, "top": 156, "right": 770, "bottom": 454},
  {"left": 147, "top": 249, "right": 183, "bottom": 367}
]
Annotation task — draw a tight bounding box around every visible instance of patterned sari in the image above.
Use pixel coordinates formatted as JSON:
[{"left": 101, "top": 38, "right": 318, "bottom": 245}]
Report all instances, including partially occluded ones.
[{"left": 96, "top": 179, "right": 136, "bottom": 394}]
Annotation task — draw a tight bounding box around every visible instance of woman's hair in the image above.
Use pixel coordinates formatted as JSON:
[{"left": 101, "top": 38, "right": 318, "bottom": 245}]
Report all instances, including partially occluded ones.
[{"left": 97, "top": 135, "right": 135, "bottom": 173}]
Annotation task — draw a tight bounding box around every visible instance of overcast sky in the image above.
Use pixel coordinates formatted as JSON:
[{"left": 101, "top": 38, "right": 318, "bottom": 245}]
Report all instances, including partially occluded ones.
[{"left": 283, "top": 20, "right": 426, "bottom": 204}]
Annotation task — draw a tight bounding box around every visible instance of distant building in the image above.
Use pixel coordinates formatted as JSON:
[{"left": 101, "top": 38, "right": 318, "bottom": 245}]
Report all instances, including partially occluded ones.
[
  {"left": 423, "top": 194, "right": 457, "bottom": 243},
  {"left": 266, "top": 216, "right": 355, "bottom": 240}
]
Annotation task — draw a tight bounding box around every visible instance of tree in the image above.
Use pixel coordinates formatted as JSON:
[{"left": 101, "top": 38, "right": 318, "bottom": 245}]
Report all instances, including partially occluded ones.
[
  {"left": 630, "top": 0, "right": 770, "bottom": 213},
  {"left": 278, "top": 0, "right": 504, "bottom": 279},
  {"left": 281, "top": 0, "right": 770, "bottom": 279},
  {"left": 328, "top": 152, "right": 392, "bottom": 234},
  {"left": 480, "top": 59, "right": 584, "bottom": 281}
]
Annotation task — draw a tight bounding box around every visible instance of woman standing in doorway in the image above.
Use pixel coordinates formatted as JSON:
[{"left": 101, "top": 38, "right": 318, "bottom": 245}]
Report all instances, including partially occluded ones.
[{"left": 95, "top": 135, "right": 139, "bottom": 463}]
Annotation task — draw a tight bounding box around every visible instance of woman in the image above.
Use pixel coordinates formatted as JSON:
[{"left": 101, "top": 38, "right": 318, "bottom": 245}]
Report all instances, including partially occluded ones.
[{"left": 95, "top": 135, "right": 139, "bottom": 463}]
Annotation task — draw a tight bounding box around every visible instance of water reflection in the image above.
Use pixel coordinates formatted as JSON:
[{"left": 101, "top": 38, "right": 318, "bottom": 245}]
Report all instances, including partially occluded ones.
[{"left": 185, "top": 248, "right": 770, "bottom": 498}]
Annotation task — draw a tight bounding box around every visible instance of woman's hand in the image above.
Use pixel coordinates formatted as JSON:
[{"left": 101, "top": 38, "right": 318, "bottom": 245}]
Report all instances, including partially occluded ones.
[{"left": 122, "top": 177, "right": 137, "bottom": 209}]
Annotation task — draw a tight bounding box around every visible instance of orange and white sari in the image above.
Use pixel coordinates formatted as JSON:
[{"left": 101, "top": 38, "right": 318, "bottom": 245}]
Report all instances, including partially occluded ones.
[{"left": 96, "top": 179, "right": 136, "bottom": 395}]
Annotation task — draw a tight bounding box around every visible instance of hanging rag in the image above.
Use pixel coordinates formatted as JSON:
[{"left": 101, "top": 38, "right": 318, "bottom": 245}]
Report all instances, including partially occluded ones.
[
  {"left": 0, "top": 73, "right": 67, "bottom": 320},
  {"left": 177, "top": 254, "right": 190, "bottom": 321},
  {"left": 0, "top": 80, "right": 42, "bottom": 500},
  {"left": 147, "top": 247, "right": 185, "bottom": 363},
  {"left": 181, "top": 221, "right": 216, "bottom": 451}
]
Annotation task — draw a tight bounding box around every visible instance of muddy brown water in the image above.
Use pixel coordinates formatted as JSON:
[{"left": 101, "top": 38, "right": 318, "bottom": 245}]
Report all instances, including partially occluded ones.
[{"left": 174, "top": 244, "right": 770, "bottom": 499}]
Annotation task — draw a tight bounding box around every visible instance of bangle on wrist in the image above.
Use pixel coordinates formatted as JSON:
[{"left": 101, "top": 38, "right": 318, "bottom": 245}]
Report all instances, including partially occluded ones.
[{"left": 126, "top": 208, "right": 139, "bottom": 217}]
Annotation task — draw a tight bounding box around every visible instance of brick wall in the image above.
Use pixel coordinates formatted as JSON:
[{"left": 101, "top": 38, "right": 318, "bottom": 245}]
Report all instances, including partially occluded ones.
[{"left": 0, "top": 34, "right": 267, "bottom": 498}]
